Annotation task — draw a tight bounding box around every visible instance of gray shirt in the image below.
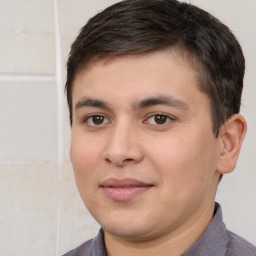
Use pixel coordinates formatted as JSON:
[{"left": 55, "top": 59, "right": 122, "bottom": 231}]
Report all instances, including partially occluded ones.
[{"left": 63, "top": 203, "right": 256, "bottom": 256}]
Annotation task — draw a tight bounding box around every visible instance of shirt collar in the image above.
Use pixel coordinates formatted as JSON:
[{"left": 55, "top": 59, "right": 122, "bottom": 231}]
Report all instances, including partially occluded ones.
[
  {"left": 183, "top": 202, "right": 228, "bottom": 256},
  {"left": 90, "top": 229, "right": 106, "bottom": 256},
  {"left": 89, "top": 203, "right": 228, "bottom": 256}
]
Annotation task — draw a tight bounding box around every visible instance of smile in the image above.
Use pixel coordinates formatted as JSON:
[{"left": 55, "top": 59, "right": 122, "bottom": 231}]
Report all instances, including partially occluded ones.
[{"left": 100, "top": 178, "right": 153, "bottom": 201}]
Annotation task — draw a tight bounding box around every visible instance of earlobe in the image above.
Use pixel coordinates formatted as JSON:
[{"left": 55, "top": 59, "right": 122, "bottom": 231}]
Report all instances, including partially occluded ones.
[{"left": 216, "top": 114, "right": 247, "bottom": 174}]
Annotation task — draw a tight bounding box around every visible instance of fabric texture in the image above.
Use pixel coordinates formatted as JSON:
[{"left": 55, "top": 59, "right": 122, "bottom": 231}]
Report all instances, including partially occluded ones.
[{"left": 63, "top": 203, "right": 256, "bottom": 256}]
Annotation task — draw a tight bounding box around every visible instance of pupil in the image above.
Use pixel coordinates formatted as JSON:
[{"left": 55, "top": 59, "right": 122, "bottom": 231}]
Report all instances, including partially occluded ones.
[
  {"left": 155, "top": 115, "right": 166, "bottom": 124},
  {"left": 93, "top": 116, "right": 104, "bottom": 125}
]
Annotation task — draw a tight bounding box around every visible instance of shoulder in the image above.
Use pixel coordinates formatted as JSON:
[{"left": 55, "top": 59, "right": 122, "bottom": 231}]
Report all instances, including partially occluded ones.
[
  {"left": 226, "top": 230, "right": 256, "bottom": 256},
  {"left": 62, "top": 239, "right": 92, "bottom": 256}
]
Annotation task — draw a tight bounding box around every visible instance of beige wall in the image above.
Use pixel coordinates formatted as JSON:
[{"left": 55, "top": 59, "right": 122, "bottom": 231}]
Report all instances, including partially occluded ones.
[{"left": 0, "top": 0, "right": 255, "bottom": 255}]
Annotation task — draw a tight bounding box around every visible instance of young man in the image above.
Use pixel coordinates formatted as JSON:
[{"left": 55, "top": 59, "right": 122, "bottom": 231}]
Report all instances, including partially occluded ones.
[{"left": 63, "top": 0, "right": 256, "bottom": 255}]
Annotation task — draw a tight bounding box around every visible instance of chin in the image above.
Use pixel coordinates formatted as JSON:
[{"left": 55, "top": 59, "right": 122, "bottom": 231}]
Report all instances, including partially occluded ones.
[
  {"left": 99, "top": 214, "right": 159, "bottom": 241},
  {"left": 104, "top": 225, "right": 152, "bottom": 241}
]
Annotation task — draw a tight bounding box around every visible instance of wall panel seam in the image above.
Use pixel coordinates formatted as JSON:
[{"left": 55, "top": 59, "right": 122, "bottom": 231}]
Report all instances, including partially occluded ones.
[
  {"left": 0, "top": 74, "right": 55, "bottom": 82},
  {"left": 53, "top": 0, "right": 64, "bottom": 255}
]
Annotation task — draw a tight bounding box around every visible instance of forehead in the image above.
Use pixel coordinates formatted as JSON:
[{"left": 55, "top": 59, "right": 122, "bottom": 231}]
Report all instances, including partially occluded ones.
[
  {"left": 72, "top": 50, "right": 208, "bottom": 111},
  {"left": 75, "top": 48, "right": 200, "bottom": 85}
]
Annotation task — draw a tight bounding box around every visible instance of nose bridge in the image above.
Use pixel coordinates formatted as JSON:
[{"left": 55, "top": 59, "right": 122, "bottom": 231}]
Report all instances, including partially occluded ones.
[{"left": 103, "top": 117, "right": 142, "bottom": 165}]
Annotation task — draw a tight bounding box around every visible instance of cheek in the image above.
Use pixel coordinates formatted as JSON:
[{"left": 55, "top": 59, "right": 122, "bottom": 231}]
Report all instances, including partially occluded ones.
[
  {"left": 147, "top": 134, "right": 218, "bottom": 216},
  {"left": 148, "top": 134, "right": 195, "bottom": 168},
  {"left": 148, "top": 131, "right": 217, "bottom": 186},
  {"left": 70, "top": 134, "right": 103, "bottom": 184}
]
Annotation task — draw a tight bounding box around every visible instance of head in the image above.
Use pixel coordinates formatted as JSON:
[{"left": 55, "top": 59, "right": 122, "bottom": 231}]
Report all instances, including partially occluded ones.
[{"left": 66, "top": 0, "right": 247, "bottom": 247}]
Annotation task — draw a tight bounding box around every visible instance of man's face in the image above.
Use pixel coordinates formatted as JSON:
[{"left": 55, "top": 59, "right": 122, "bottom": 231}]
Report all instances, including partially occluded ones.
[{"left": 70, "top": 51, "right": 221, "bottom": 241}]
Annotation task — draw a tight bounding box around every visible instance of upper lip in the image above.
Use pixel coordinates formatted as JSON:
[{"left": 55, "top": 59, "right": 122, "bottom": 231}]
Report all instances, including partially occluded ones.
[{"left": 100, "top": 178, "right": 152, "bottom": 188}]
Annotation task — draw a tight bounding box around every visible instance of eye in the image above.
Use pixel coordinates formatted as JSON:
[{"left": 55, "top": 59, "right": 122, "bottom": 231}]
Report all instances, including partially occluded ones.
[
  {"left": 145, "top": 114, "right": 173, "bottom": 125},
  {"left": 85, "top": 115, "right": 110, "bottom": 126}
]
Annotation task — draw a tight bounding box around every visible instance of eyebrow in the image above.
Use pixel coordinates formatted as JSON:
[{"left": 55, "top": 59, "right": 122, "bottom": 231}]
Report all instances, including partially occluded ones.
[
  {"left": 133, "top": 96, "right": 188, "bottom": 110},
  {"left": 74, "top": 95, "right": 188, "bottom": 111},
  {"left": 74, "top": 98, "right": 110, "bottom": 111}
]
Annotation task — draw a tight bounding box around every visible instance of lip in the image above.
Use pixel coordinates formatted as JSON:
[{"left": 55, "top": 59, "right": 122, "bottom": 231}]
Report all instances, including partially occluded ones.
[{"left": 100, "top": 178, "right": 153, "bottom": 201}]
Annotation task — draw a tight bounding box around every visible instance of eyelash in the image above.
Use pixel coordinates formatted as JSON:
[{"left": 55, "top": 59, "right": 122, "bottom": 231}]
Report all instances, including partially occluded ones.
[
  {"left": 83, "top": 114, "right": 110, "bottom": 126},
  {"left": 144, "top": 113, "right": 174, "bottom": 126},
  {"left": 83, "top": 113, "right": 175, "bottom": 127}
]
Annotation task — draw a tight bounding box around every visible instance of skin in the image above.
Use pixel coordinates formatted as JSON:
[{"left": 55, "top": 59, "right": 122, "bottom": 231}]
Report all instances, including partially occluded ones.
[{"left": 70, "top": 51, "right": 246, "bottom": 256}]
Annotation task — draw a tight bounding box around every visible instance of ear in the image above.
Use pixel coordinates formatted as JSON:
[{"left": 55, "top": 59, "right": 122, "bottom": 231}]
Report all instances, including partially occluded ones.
[{"left": 216, "top": 114, "right": 247, "bottom": 175}]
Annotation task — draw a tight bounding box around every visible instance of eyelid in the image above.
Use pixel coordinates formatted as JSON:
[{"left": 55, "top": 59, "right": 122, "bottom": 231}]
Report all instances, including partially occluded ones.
[
  {"left": 144, "top": 113, "right": 175, "bottom": 125},
  {"left": 83, "top": 113, "right": 111, "bottom": 126}
]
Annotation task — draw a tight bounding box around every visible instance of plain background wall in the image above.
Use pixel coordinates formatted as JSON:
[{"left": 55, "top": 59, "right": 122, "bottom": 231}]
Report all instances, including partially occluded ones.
[{"left": 0, "top": 0, "right": 255, "bottom": 255}]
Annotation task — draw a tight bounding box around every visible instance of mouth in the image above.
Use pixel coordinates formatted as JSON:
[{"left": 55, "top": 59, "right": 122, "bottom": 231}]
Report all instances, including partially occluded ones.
[{"left": 100, "top": 178, "right": 153, "bottom": 201}]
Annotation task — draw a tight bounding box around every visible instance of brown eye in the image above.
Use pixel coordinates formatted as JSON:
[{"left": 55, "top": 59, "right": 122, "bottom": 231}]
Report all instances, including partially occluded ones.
[
  {"left": 146, "top": 114, "right": 173, "bottom": 125},
  {"left": 86, "top": 115, "right": 110, "bottom": 126},
  {"left": 154, "top": 115, "right": 167, "bottom": 124},
  {"left": 92, "top": 116, "right": 104, "bottom": 125}
]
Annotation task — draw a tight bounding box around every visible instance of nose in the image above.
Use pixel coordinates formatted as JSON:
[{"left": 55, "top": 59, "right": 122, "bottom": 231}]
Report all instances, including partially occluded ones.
[{"left": 103, "top": 122, "right": 143, "bottom": 166}]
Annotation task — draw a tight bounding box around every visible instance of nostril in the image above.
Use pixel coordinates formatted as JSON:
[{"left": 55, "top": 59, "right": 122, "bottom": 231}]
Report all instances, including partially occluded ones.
[
  {"left": 123, "top": 158, "right": 134, "bottom": 163},
  {"left": 104, "top": 157, "right": 134, "bottom": 166},
  {"left": 105, "top": 158, "right": 112, "bottom": 164}
]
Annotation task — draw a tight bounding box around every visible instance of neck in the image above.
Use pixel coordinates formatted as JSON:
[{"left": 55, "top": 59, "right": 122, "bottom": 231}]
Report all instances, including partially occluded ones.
[{"left": 104, "top": 202, "right": 216, "bottom": 256}]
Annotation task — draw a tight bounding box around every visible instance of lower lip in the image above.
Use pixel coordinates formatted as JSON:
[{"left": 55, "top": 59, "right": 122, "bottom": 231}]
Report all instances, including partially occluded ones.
[{"left": 102, "top": 186, "right": 152, "bottom": 201}]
